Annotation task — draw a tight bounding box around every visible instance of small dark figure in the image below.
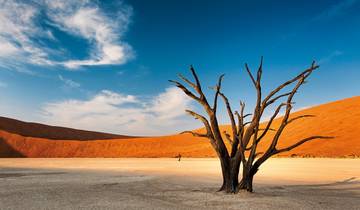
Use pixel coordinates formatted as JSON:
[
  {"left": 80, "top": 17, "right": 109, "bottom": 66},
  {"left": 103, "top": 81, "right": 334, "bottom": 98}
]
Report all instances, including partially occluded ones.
[{"left": 177, "top": 153, "right": 182, "bottom": 161}]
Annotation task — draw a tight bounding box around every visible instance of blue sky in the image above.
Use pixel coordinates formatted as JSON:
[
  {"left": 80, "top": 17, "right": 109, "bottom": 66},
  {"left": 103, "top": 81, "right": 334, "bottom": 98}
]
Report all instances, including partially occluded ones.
[{"left": 0, "top": 0, "right": 359, "bottom": 135}]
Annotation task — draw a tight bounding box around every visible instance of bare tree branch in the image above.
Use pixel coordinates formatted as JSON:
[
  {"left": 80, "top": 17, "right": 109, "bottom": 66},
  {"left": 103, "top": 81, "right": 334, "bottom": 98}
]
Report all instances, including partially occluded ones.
[
  {"left": 177, "top": 73, "right": 197, "bottom": 90},
  {"left": 169, "top": 80, "right": 200, "bottom": 102},
  {"left": 245, "top": 63, "right": 257, "bottom": 87},
  {"left": 185, "top": 110, "right": 213, "bottom": 138},
  {"left": 262, "top": 62, "right": 319, "bottom": 105},
  {"left": 181, "top": 131, "right": 208, "bottom": 138},
  {"left": 258, "top": 128, "right": 276, "bottom": 131},
  {"left": 287, "top": 114, "right": 315, "bottom": 124},
  {"left": 267, "top": 76, "right": 307, "bottom": 151},
  {"left": 242, "top": 57, "right": 264, "bottom": 150},
  {"left": 223, "top": 131, "right": 233, "bottom": 144},
  {"left": 243, "top": 121, "right": 251, "bottom": 126},
  {"left": 256, "top": 103, "right": 287, "bottom": 143},
  {"left": 245, "top": 57, "right": 264, "bottom": 166},
  {"left": 190, "top": 65, "right": 206, "bottom": 99},
  {"left": 265, "top": 92, "right": 292, "bottom": 107},
  {"left": 243, "top": 114, "right": 252, "bottom": 118},
  {"left": 213, "top": 74, "right": 225, "bottom": 111},
  {"left": 219, "top": 92, "right": 236, "bottom": 139},
  {"left": 275, "top": 136, "right": 333, "bottom": 154},
  {"left": 256, "top": 56, "right": 263, "bottom": 86},
  {"left": 254, "top": 152, "right": 264, "bottom": 159},
  {"left": 219, "top": 92, "right": 241, "bottom": 157}
]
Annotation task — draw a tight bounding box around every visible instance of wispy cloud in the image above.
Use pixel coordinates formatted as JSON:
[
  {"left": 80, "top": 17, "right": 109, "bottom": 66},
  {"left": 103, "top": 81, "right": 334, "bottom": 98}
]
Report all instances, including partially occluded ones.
[
  {"left": 318, "top": 50, "right": 343, "bottom": 64},
  {"left": 275, "top": 0, "right": 358, "bottom": 48},
  {"left": 58, "top": 75, "right": 80, "bottom": 89},
  {"left": 313, "top": 0, "right": 358, "bottom": 21},
  {"left": 40, "top": 87, "right": 195, "bottom": 135},
  {"left": 117, "top": 71, "right": 125, "bottom": 76},
  {"left": 0, "top": 0, "right": 133, "bottom": 71},
  {"left": 0, "top": 0, "right": 55, "bottom": 70}
]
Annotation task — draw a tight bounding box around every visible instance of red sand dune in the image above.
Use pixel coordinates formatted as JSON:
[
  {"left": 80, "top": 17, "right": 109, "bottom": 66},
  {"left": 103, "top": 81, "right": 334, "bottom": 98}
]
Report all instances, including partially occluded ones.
[{"left": 0, "top": 96, "right": 359, "bottom": 158}]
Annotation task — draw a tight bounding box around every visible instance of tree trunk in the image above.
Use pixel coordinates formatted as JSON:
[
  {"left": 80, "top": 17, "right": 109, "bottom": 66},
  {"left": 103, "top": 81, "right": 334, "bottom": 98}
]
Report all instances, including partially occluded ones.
[
  {"left": 218, "top": 157, "right": 240, "bottom": 193},
  {"left": 238, "top": 166, "right": 257, "bottom": 192},
  {"left": 238, "top": 174, "right": 254, "bottom": 192}
]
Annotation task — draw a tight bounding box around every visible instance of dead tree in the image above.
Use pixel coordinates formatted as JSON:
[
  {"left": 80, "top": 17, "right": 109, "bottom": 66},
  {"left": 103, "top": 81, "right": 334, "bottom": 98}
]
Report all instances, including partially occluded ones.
[{"left": 170, "top": 57, "right": 332, "bottom": 193}]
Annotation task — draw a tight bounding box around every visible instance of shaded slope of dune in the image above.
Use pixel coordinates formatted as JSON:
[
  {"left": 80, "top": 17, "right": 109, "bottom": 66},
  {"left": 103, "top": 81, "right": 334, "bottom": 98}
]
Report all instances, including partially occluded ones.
[
  {"left": 0, "top": 137, "right": 25, "bottom": 157},
  {"left": 0, "top": 96, "right": 359, "bottom": 158},
  {"left": 0, "top": 116, "right": 133, "bottom": 140}
]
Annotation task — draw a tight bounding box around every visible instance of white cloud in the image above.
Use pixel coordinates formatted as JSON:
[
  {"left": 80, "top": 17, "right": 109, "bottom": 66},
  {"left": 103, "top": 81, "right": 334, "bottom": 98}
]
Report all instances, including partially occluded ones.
[
  {"left": 44, "top": 0, "right": 132, "bottom": 69},
  {"left": 150, "top": 87, "right": 191, "bottom": 120},
  {"left": 0, "top": 40, "right": 20, "bottom": 56},
  {"left": 0, "top": 0, "right": 132, "bottom": 71},
  {"left": 0, "top": 0, "right": 54, "bottom": 68},
  {"left": 58, "top": 75, "right": 80, "bottom": 89},
  {"left": 40, "top": 87, "right": 195, "bottom": 135}
]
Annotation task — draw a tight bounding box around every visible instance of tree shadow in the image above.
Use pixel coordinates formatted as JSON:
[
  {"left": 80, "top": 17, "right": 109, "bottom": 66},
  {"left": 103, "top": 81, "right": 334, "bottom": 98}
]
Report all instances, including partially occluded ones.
[
  {"left": 256, "top": 177, "right": 360, "bottom": 199},
  {"left": 302, "top": 177, "right": 360, "bottom": 187},
  {"left": 272, "top": 177, "right": 360, "bottom": 190},
  {"left": 0, "top": 138, "right": 26, "bottom": 157}
]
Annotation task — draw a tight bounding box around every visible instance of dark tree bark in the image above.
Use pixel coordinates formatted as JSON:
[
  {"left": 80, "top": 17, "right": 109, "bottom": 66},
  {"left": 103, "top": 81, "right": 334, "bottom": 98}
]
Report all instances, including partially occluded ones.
[{"left": 170, "top": 58, "right": 332, "bottom": 193}]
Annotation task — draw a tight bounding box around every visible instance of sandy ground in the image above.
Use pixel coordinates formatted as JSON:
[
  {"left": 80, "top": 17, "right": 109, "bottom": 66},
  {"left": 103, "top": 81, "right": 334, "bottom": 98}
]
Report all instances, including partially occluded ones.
[{"left": 0, "top": 158, "right": 359, "bottom": 210}]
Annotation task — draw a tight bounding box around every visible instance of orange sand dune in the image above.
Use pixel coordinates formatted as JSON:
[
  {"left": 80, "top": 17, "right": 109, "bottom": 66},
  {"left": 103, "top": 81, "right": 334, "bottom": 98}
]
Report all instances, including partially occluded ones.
[{"left": 0, "top": 96, "right": 359, "bottom": 158}]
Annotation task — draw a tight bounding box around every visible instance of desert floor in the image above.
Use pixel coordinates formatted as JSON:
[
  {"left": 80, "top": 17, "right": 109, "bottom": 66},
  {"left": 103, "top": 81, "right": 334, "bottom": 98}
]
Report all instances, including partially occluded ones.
[{"left": 0, "top": 158, "right": 359, "bottom": 210}]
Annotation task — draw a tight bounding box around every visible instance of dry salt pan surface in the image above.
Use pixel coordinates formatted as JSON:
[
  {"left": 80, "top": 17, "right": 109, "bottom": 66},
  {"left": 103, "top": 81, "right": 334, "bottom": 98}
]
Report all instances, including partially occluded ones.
[{"left": 0, "top": 158, "right": 359, "bottom": 210}]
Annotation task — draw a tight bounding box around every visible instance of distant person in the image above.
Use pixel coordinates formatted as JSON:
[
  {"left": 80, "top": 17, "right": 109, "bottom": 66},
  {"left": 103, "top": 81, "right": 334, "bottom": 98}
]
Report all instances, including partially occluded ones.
[{"left": 177, "top": 153, "right": 182, "bottom": 161}]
